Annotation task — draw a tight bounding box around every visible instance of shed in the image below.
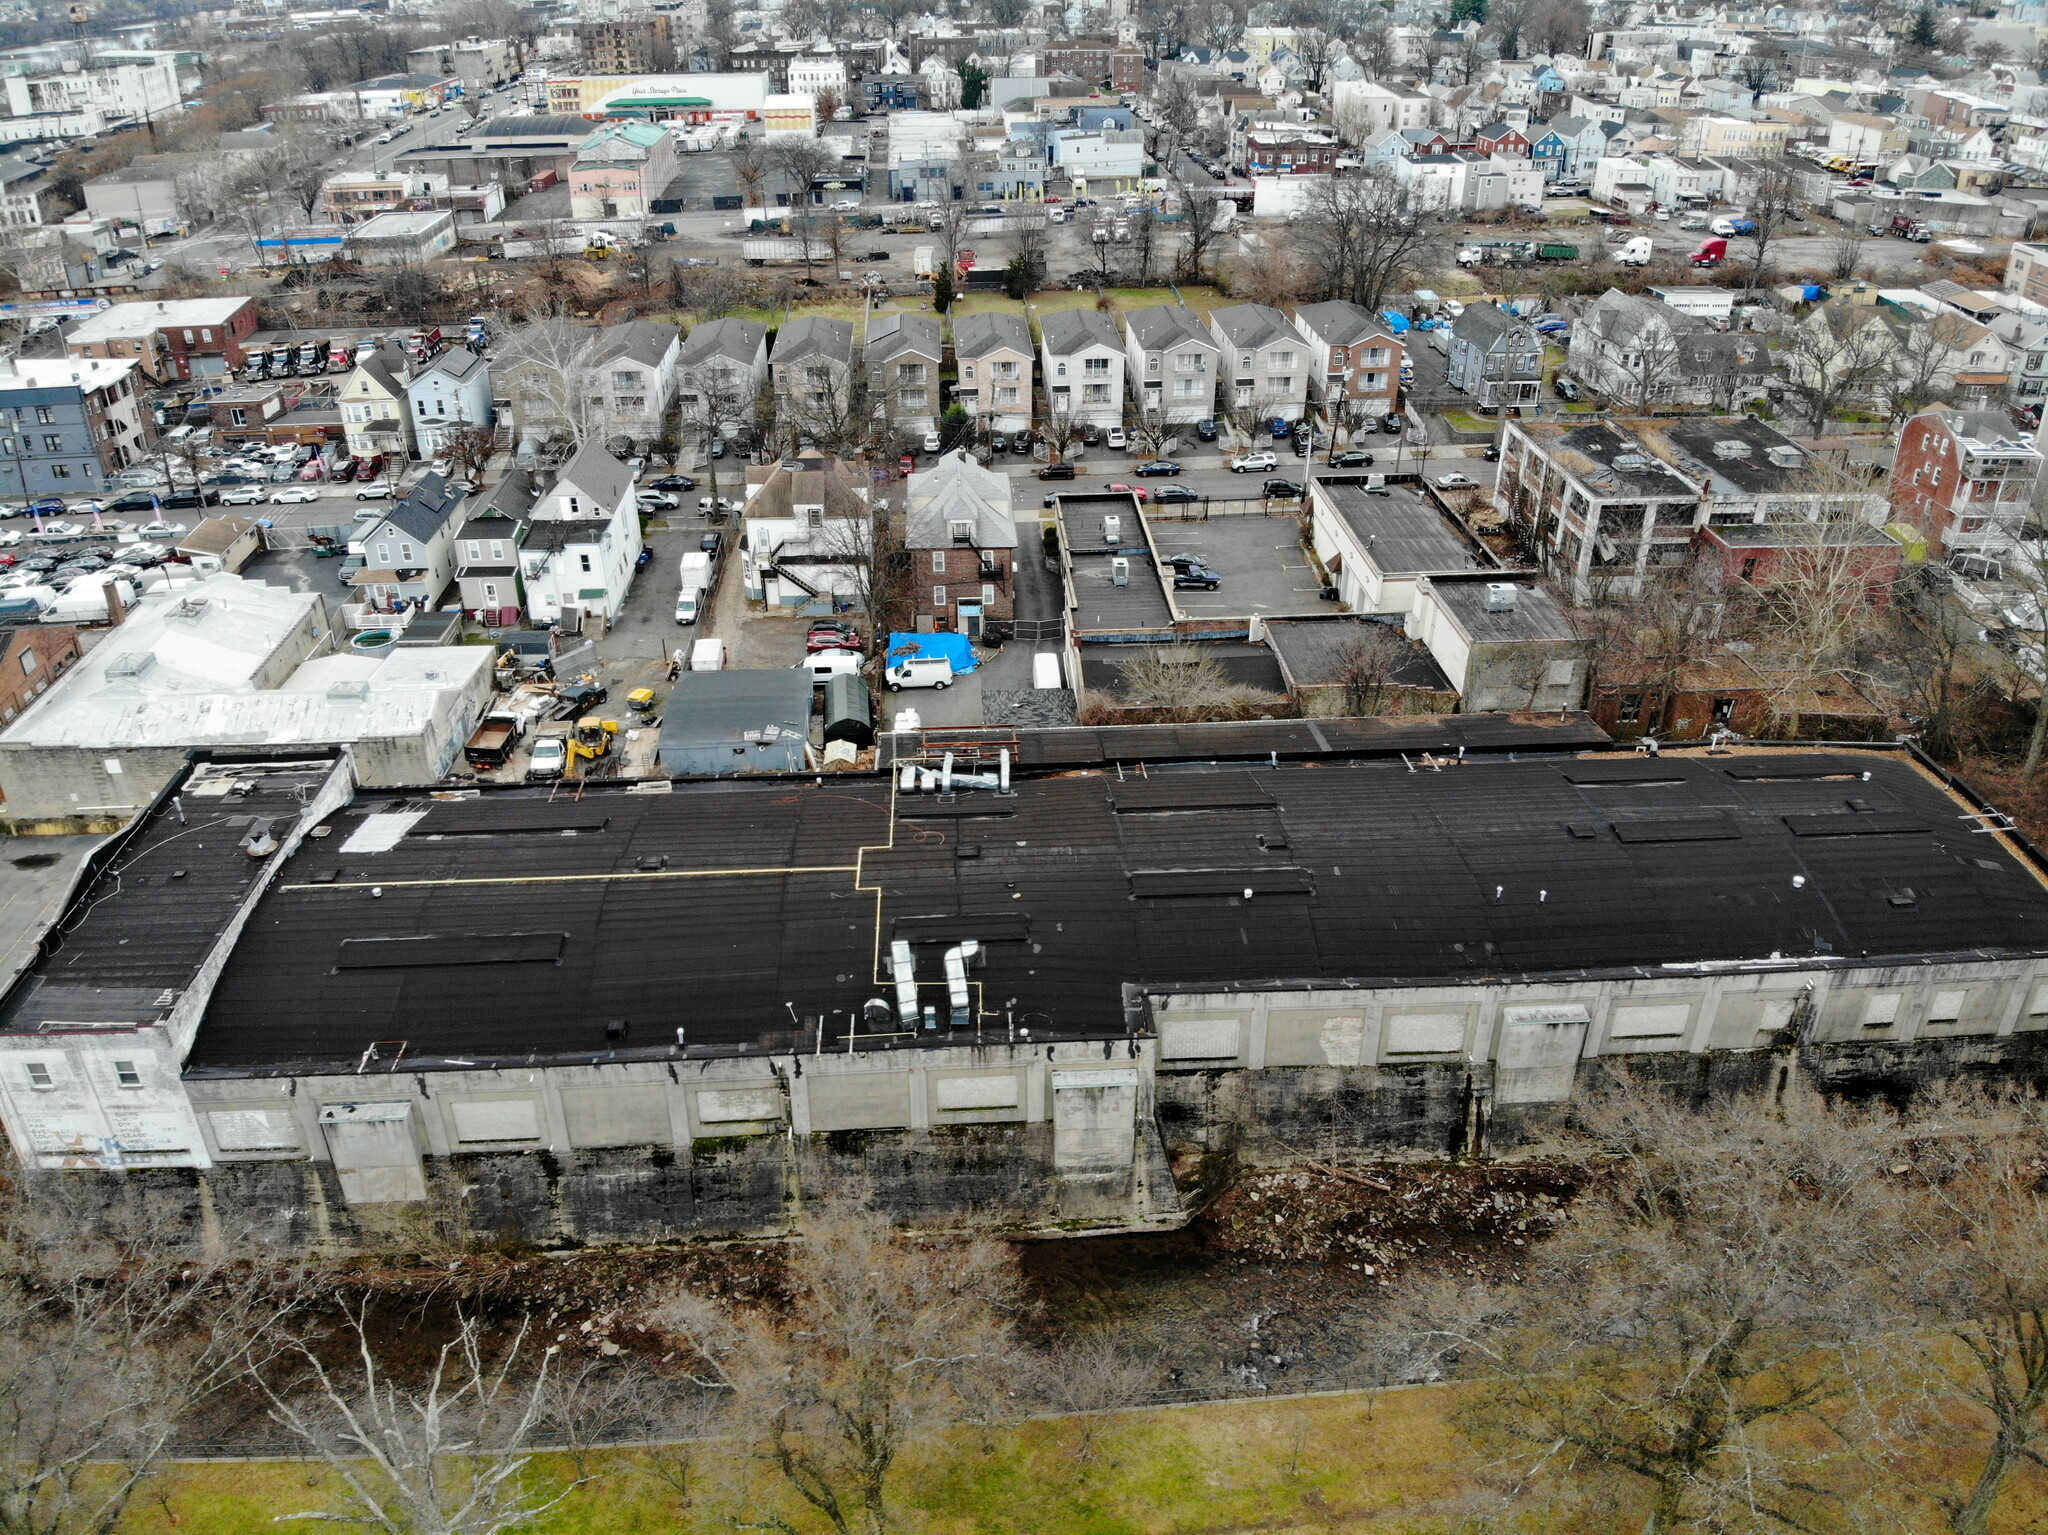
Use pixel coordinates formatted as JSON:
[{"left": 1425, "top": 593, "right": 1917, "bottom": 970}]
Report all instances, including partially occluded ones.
[
  {"left": 655, "top": 670, "right": 813, "bottom": 775},
  {"left": 173, "top": 516, "right": 262, "bottom": 574},
  {"left": 822, "top": 674, "right": 873, "bottom": 749}
]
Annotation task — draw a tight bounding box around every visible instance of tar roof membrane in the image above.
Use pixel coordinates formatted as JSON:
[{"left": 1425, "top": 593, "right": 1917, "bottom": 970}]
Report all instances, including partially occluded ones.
[{"left": 179, "top": 749, "right": 2048, "bottom": 1072}]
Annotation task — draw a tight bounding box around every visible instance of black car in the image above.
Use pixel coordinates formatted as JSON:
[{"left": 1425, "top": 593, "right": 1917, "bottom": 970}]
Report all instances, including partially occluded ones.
[
  {"left": 1483, "top": 443, "right": 1502, "bottom": 461},
  {"left": 1290, "top": 434, "right": 1310, "bottom": 456},
  {"left": 159, "top": 490, "right": 220, "bottom": 510},
  {"left": 1553, "top": 376, "right": 1582, "bottom": 402},
  {"left": 699, "top": 531, "right": 723, "bottom": 555},
  {"left": 106, "top": 492, "right": 161, "bottom": 515},
  {"left": 551, "top": 683, "right": 608, "bottom": 720},
  {"left": 1382, "top": 413, "right": 1406, "bottom": 435},
  {"left": 649, "top": 474, "right": 696, "bottom": 491},
  {"left": 1170, "top": 562, "right": 1221, "bottom": 590},
  {"left": 1151, "top": 484, "right": 1199, "bottom": 504},
  {"left": 1037, "top": 461, "right": 1079, "bottom": 481},
  {"left": 1133, "top": 459, "right": 1181, "bottom": 476},
  {"left": 1329, "top": 449, "right": 1375, "bottom": 468},
  {"left": 1080, "top": 424, "right": 1102, "bottom": 447},
  {"left": 1195, "top": 418, "right": 1218, "bottom": 441},
  {"left": 860, "top": 250, "right": 891, "bottom": 261},
  {"left": 1263, "top": 478, "right": 1304, "bottom": 499},
  {"left": 1012, "top": 434, "right": 1033, "bottom": 454}
]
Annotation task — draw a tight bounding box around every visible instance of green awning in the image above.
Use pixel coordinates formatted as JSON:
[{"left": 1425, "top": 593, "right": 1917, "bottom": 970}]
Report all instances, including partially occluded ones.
[{"left": 606, "top": 96, "right": 715, "bottom": 109}]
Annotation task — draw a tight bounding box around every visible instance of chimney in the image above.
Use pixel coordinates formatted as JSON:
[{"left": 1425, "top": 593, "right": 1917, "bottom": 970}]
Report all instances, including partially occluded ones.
[{"left": 101, "top": 577, "right": 126, "bottom": 627}]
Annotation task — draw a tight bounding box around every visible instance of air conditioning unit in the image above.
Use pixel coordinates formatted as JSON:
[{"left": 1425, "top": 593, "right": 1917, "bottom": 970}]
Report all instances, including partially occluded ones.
[
  {"left": 1365, "top": 473, "right": 1384, "bottom": 488},
  {"left": 1111, "top": 556, "right": 1130, "bottom": 585},
  {"left": 1484, "top": 582, "right": 1519, "bottom": 612},
  {"left": 1102, "top": 513, "right": 1121, "bottom": 542}
]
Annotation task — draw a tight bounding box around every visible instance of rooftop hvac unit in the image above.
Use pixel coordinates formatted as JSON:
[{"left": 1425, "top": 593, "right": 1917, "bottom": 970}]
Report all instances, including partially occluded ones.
[
  {"left": 1712, "top": 438, "right": 1749, "bottom": 458},
  {"left": 1111, "top": 556, "right": 1130, "bottom": 585},
  {"left": 1102, "top": 513, "right": 1121, "bottom": 542},
  {"left": 1365, "top": 473, "right": 1385, "bottom": 488},
  {"left": 1484, "top": 582, "right": 1519, "bottom": 612}
]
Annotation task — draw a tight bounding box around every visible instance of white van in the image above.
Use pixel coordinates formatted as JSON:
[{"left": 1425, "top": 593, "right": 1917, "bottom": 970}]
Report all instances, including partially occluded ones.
[
  {"left": 674, "top": 586, "right": 706, "bottom": 624},
  {"left": 1031, "top": 652, "right": 1063, "bottom": 689},
  {"left": 690, "top": 637, "right": 724, "bottom": 671},
  {"left": 885, "top": 655, "right": 953, "bottom": 691},
  {"left": 796, "top": 648, "right": 863, "bottom": 685}
]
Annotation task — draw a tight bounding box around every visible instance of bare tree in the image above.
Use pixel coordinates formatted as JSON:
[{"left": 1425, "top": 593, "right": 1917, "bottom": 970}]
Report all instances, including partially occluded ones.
[
  {"left": 771, "top": 138, "right": 840, "bottom": 212},
  {"left": 1825, "top": 227, "right": 1866, "bottom": 281},
  {"left": 1602, "top": 322, "right": 1685, "bottom": 415},
  {"left": 1747, "top": 483, "right": 1895, "bottom": 737},
  {"left": 1224, "top": 235, "right": 1312, "bottom": 308},
  {"left": 675, "top": 262, "right": 751, "bottom": 321},
  {"left": 496, "top": 313, "right": 611, "bottom": 449},
  {"left": 647, "top": 1201, "right": 1026, "bottom": 1535},
  {"left": 1292, "top": 170, "right": 1439, "bottom": 312},
  {"left": 1743, "top": 159, "right": 1808, "bottom": 292},
  {"left": 1484, "top": 0, "right": 1535, "bottom": 59},
  {"left": 1116, "top": 644, "right": 1285, "bottom": 721},
  {"left": 1329, "top": 623, "right": 1420, "bottom": 716},
  {"left": 1152, "top": 70, "right": 1201, "bottom": 152},
  {"left": 0, "top": 1176, "right": 302, "bottom": 1535},
  {"left": 1781, "top": 312, "right": 1897, "bottom": 434},
  {"left": 1027, "top": 1338, "right": 1153, "bottom": 1464},
  {"left": 1382, "top": 1085, "right": 1904, "bottom": 1535},
  {"left": 265, "top": 1308, "right": 578, "bottom": 1535},
  {"left": 1527, "top": 0, "right": 1593, "bottom": 53},
  {"left": 731, "top": 138, "right": 772, "bottom": 212}
]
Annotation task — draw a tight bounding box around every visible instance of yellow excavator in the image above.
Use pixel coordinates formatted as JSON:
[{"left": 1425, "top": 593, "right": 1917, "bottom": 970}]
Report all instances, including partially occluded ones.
[{"left": 565, "top": 715, "right": 619, "bottom": 776}]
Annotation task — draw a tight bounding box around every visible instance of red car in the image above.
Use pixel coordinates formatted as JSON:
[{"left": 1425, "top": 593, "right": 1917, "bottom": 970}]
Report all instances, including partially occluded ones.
[
  {"left": 807, "top": 621, "right": 862, "bottom": 653},
  {"left": 361, "top": 454, "right": 387, "bottom": 480},
  {"left": 1101, "top": 482, "right": 1151, "bottom": 502}
]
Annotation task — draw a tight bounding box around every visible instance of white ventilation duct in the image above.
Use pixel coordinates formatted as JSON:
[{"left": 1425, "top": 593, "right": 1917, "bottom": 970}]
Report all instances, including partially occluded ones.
[
  {"left": 944, "top": 940, "right": 981, "bottom": 1028},
  {"left": 890, "top": 939, "right": 918, "bottom": 1026}
]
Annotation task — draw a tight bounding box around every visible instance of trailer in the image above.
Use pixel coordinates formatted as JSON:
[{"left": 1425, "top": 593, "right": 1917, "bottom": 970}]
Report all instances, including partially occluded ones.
[
  {"left": 1536, "top": 242, "right": 1580, "bottom": 262},
  {"left": 1456, "top": 240, "right": 1537, "bottom": 267},
  {"left": 743, "top": 238, "right": 833, "bottom": 265}
]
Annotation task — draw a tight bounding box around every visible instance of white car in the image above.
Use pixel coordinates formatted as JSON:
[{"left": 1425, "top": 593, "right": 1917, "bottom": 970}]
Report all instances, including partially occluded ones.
[
  {"left": 921, "top": 430, "right": 943, "bottom": 453},
  {"left": 698, "top": 496, "right": 742, "bottom": 514},
  {"left": 0, "top": 529, "right": 20, "bottom": 548},
  {"left": 1435, "top": 473, "right": 1476, "bottom": 489},
  {"left": 831, "top": 198, "right": 861, "bottom": 211},
  {"left": 1230, "top": 452, "right": 1278, "bottom": 473},
  {"left": 220, "top": 485, "right": 268, "bottom": 505},
  {"left": 139, "top": 520, "right": 187, "bottom": 537},
  {"left": 355, "top": 483, "right": 394, "bottom": 500},
  {"left": 1106, "top": 426, "right": 1129, "bottom": 450},
  {"left": 34, "top": 521, "right": 84, "bottom": 538},
  {"left": 270, "top": 486, "right": 320, "bottom": 504}
]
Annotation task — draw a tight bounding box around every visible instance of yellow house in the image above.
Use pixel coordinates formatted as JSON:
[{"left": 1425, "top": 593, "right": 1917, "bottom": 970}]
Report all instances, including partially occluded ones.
[
  {"left": 1678, "top": 116, "right": 1789, "bottom": 157},
  {"left": 339, "top": 353, "right": 414, "bottom": 462}
]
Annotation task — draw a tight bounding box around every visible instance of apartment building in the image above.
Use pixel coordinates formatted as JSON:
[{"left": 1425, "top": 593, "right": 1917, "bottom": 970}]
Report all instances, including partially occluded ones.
[
  {"left": 952, "top": 313, "right": 1034, "bottom": 436},
  {"left": 0, "top": 355, "right": 151, "bottom": 494},
  {"left": 1209, "top": 303, "right": 1310, "bottom": 424},
  {"left": 1124, "top": 306, "right": 1218, "bottom": 426},
  {"left": 1292, "top": 301, "right": 1402, "bottom": 428},
  {"left": 1891, "top": 405, "right": 2044, "bottom": 561}
]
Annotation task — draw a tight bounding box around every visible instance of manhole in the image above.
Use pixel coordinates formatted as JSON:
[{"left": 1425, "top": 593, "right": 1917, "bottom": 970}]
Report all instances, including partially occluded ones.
[{"left": 10, "top": 853, "right": 58, "bottom": 869}]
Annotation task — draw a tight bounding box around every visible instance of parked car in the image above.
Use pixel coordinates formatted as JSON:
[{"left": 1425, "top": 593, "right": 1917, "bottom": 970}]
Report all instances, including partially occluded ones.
[
  {"left": 1482, "top": 443, "right": 1501, "bottom": 461},
  {"left": 830, "top": 197, "right": 861, "bottom": 211},
  {"left": 220, "top": 485, "right": 267, "bottom": 505},
  {"left": 1169, "top": 561, "right": 1221, "bottom": 590},
  {"left": 1262, "top": 478, "right": 1304, "bottom": 499},
  {"left": 698, "top": 496, "right": 742, "bottom": 515},
  {"left": 885, "top": 655, "right": 953, "bottom": 691},
  {"left": 796, "top": 648, "right": 864, "bottom": 684},
  {"left": 699, "top": 531, "right": 724, "bottom": 556},
  {"left": 1329, "top": 449, "right": 1375, "bottom": 468},
  {"left": 921, "top": 430, "right": 943, "bottom": 453},
  {"left": 648, "top": 474, "right": 696, "bottom": 490},
  {"left": 270, "top": 486, "right": 320, "bottom": 503},
  {"left": 526, "top": 736, "right": 567, "bottom": 781},
  {"left": 807, "top": 619, "right": 861, "bottom": 652},
  {"left": 161, "top": 491, "right": 219, "bottom": 509},
  {"left": 1553, "top": 376, "right": 1582, "bottom": 402},
  {"left": 1269, "top": 417, "right": 1291, "bottom": 438},
  {"left": 1381, "top": 413, "right": 1406, "bottom": 434},
  {"left": 1151, "top": 484, "right": 1198, "bottom": 504},
  {"left": 636, "top": 491, "right": 681, "bottom": 510},
  {"left": 1229, "top": 452, "right": 1277, "bottom": 472},
  {"left": 1105, "top": 426, "right": 1129, "bottom": 450},
  {"left": 1435, "top": 472, "right": 1476, "bottom": 490},
  {"left": 1037, "top": 461, "right": 1079, "bottom": 481},
  {"left": 1102, "top": 483, "right": 1151, "bottom": 501},
  {"left": 138, "top": 520, "right": 186, "bottom": 537},
  {"left": 355, "top": 482, "right": 395, "bottom": 500},
  {"left": 1196, "top": 418, "right": 1219, "bottom": 442},
  {"left": 1133, "top": 459, "right": 1181, "bottom": 476}
]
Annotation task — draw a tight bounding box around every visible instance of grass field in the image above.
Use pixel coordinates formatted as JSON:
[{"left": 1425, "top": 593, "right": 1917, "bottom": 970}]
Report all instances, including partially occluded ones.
[
  {"left": 681, "top": 286, "right": 1232, "bottom": 340},
  {"left": 120, "top": 1387, "right": 1468, "bottom": 1535}
]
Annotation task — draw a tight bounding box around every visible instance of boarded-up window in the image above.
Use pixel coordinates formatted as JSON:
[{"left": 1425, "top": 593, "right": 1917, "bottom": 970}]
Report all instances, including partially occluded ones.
[
  {"left": 1862, "top": 994, "right": 1902, "bottom": 1027},
  {"left": 934, "top": 1075, "right": 1020, "bottom": 1111},
  {"left": 1759, "top": 999, "right": 1797, "bottom": 1032},
  {"left": 560, "top": 1085, "right": 672, "bottom": 1148},
  {"left": 2032, "top": 982, "right": 2048, "bottom": 1017},
  {"left": 1384, "top": 1013, "right": 1464, "bottom": 1054},
  {"left": 449, "top": 1099, "right": 542, "bottom": 1143},
  {"left": 1928, "top": 989, "right": 1968, "bottom": 1023},
  {"left": 208, "top": 1108, "right": 299, "bottom": 1152},
  {"left": 1158, "top": 1018, "right": 1241, "bottom": 1060},
  {"left": 1610, "top": 1003, "right": 1689, "bottom": 1039},
  {"left": 696, "top": 1087, "right": 783, "bottom": 1124}
]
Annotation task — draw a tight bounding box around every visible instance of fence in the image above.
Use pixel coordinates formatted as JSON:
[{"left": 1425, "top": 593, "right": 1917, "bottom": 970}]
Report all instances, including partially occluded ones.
[{"left": 1146, "top": 497, "right": 1302, "bottom": 521}]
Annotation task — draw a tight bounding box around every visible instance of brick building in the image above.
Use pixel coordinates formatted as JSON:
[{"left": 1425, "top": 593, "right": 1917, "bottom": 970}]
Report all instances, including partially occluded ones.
[
  {"left": 1243, "top": 130, "right": 1338, "bottom": 174},
  {"left": 575, "top": 18, "right": 672, "bottom": 74},
  {"left": 0, "top": 624, "right": 80, "bottom": 732},
  {"left": 1692, "top": 521, "right": 1902, "bottom": 606},
  {"left": 1042, "top": 37, "right": 1145, "bottom": 93},
  {"left": 1293, "top": 300, "right": 1403, "bottom": 427},
  {"left": 1889, "top": 405, "right": 2043, "bottom": 562},
  {"left": 64, "top": 296, "right": 260, "bottom": 383},
  {"left": 904, "top": 451, "right": 1016, "bottom": 637}
]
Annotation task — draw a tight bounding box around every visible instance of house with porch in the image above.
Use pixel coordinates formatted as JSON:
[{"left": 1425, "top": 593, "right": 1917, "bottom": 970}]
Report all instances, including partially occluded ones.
[
  {"left": 517, "top": 442, "right": 639, "bottom": 626},
  {"left": 405, "top": 348, "right": 493, "bottom": 457},
  {"left": 339, "top": 349, "right": 415, "bottom": 462},
  {"left": 1209, "top": 303, "right": 1310, "bottom": 425},
  {"left": 349, "top": 473, "right": 467, "bottom": 611},
  {"left": 952, "top": 312, "right": 1034, "bottom": 436}
]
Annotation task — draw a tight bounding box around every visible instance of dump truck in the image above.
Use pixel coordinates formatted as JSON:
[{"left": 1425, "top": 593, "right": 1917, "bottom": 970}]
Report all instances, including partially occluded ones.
[
  {"left": 463, "top": 711, "right": 524, "bottom": 770},
  {"left": 743, "top": 238, "right": 833, "bottom": 265},
  {"left": 1456, "top": 240, "right": 1537, "bottom": 267},
  {"left": 1870, "top": 213, "right": 1931, "bottom": 242}
]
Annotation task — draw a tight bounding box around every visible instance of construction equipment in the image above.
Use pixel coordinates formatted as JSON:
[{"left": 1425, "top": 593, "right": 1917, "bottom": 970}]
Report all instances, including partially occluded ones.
[
  {"left": 626, "top": 687, "right": 657, "bottom": 713},
  {"left": 565, "top": 715, "right": 619, "bottom": 775}
]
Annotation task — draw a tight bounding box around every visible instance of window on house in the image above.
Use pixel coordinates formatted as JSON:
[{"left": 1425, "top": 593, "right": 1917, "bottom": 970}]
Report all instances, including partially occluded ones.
[
  {"left": 579, "top": 554, "right": 593, "bottom": 572},
  {"left": 399, "top": 542, "right": 416, "bottom": 562},
  {"left": 568, "top": 497, "right": 581, "bottom": 517},
  {"left": 931, "top": 585, "right": 947, "bottom": 605},
  {"left": 490, "top": 541, "right": 504, "bottom": 560},
  {"left": 112, "top": 1060, "right": 141, "bottom": 1088},
  {"left": 34, "top": 407, "right": 52, "bottom": 424},
  {"left": 898, "top": 390, "right": 925, "bottom": 411},
  {"left": 51, "top": 465, "right": 68, "bottom": 478},
  {"left": 1083, "top": 384, "right": 1110, "bottom": 402},
  {"left": 1056, "top": 362, "right": 1067, "bottom": 377},
  {"left": 995, "top": 386, "right": 1019, "bottom": 405},
  {"left": 610, "top": 370, "right": 638, "bottom": 390},
  {"left": 1083, "top": 357, "right": 1109, "bottom": 375},
  {"left": 1270, "top": 378, "right": 1292, "bottom": 396},
  {"left": 994, "top": 360, "right": 1019, "bottom": 379},
  {"left": 981, "top": 583, "right": 995, "bottom": 603},
  {"left": 897, "top": 363, "right": 927, "bottom": 384},
  {"left": 1146, "top": 355, "right": 1161, "bottom": 374},
  {"left": 24, "top": 1062, "right": 51, "bottom": 1090},
  {"left": 1270, "top": 350, "right": 1295, "bottom": 371},
  {"left": 962, "top": 363, "right": 976, "bottom": 380},
  {"left": 40, "top": 435, "right": 59, "bottom": 452},
  {"left": 1239, "top": 353, "right": 1252, "bottom": 371},
  {"left": 931, "top": 550, "right": 948, "bottom": 573}
]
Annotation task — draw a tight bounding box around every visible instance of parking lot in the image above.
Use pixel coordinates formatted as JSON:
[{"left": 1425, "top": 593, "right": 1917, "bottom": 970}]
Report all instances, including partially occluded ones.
[{"left": 1147, "top": 512, "right": 1325, "bottom": 621}]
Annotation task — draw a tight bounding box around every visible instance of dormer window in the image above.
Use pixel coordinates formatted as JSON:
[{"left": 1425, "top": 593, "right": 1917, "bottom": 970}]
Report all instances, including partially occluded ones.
[{"left": 949, "top": 519, "right": 973, "bottom": 542}]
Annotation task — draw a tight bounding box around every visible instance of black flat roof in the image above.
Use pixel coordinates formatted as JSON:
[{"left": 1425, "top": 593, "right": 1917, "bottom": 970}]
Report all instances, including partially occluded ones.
[
  {"left": 1317, "top": 479, "right": 1491, "bottom": 576},
  {"left": 181, "top": 749, "right": 2048, "bottom": 1072}
]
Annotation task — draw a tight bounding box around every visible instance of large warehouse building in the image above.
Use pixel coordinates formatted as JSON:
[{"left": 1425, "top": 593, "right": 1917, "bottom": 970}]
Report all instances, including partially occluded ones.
[{"left": 2, "top": 718, "right": 2045, "bottom": 1247}]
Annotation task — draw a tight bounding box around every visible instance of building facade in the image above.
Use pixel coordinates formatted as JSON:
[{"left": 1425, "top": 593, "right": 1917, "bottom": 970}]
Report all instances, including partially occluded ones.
[
  {"left": 0, "top": 356, "right": 150, "bottom": 495},
  {"left": 1891, "top": 406, "right": 2045, "bottom": 561}
]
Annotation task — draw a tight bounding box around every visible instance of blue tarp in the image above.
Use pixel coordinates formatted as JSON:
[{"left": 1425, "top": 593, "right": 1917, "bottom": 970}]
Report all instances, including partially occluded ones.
[
  {"left": 885, "top": 631, "right": 980, "bottom": 673},
  {"left": 1380, "top": 310, "right": 1411, "bottom": 333}
]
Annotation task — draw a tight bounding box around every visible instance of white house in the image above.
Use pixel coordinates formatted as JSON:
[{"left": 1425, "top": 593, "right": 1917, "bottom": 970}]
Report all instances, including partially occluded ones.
[
  {"left": 1038, "top": 309, "right": 1126, "bottom": 430},
  {"left": 1208, "top": 303, "right": 1310, "bottom": 424},
  {"left": 339, "top": 349, "right": 414, "bottom": 462},
  {"left": 404, "top": 348, "right": 493, "bottom": 456},
  {"left": 1123, "top": 305, "right": 1219, "bottom": 425},
  {"left": 517, "top": 441, "right": 640, "bottom": 625}
]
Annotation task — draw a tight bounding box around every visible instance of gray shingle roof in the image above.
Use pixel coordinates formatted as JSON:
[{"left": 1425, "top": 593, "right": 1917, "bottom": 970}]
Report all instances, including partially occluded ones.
[
  {"left": 904, "top": 451, "right": 1016, "bottom": 550},
  {"left": 375, "top": 473, "right": 465, "bottom": 543},
  {"left": 864, "top": 311, "right": 943, "bottom": 365},
  {"left": 593, "top": 319, "right": 677, "bottom": 369},
  {"left": 952, "top": 311, "right": 1031, "bottom": 359},
  {"left": 677, "top": 317, "right": 767, "bottom": 370},
  {"left": 1124, "top": 304, "right": 1214, "bottom": 353},
  {"left": 1452, "top": 301, "right": 1526, "bottom": 350},
  {"left": 1293, "top": 301, "right": 1389, "bottom": 347},
  {"left": 1038, "top": 307, "right": 1123, "bottom": 357},
  {"left": 551, "top": 441, "right": 632, "bottom": 515},
  {"left": 771, "top": 315, "right": 856, "bottom": 368},
  {"left": 1210, "top": 303, "right": 1305, "bottom": 352}
]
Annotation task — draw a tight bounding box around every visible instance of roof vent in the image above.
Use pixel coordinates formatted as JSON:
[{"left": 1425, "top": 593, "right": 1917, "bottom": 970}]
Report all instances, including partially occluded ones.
[
  {"left": 1712, "top": 438, "right": 1749, "bottom": 458},
  {"left": 327, "top": 680, "right": 371, "bottom": 700},
  {"left": 1484, "top": 582, "right": 1519, "bottom": 611},
  {"left": 104, "top": 651, "right": 155, "bottom": 679},
  {"left": 167, "top": 597, "right": 209, "bottom": 623},
  {"left": 1613, "top": 453, "right": 1652, "bottom": 470},
  {"left": 1766, "top": 444, "right": 1804, "bottom": 468}
]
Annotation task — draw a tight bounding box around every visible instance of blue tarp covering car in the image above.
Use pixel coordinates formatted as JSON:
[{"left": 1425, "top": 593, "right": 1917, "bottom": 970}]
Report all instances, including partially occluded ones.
[
  {"left": 1380, "top": 310, "right": 1411, "bottom": 332},
  {"left": 885, "top": 631, "right": 979, "bottom": 673}
]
